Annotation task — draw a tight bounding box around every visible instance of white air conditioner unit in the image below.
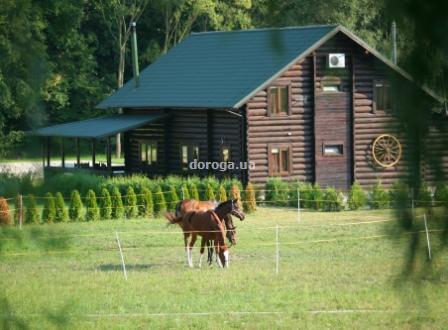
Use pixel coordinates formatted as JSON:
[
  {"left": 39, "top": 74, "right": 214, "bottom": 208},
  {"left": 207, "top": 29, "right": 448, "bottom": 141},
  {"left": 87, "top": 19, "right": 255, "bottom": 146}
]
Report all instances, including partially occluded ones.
[{"left": 328, "top": 53, "right": 345, "bottom": 68}]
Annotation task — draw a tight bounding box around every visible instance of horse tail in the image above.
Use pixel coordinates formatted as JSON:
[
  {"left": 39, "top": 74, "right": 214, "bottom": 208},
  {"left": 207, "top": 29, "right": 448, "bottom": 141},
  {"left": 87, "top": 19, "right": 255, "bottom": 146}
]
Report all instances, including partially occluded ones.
[{"left": 164, "top": 212, "right": 183, "bottom": 225}]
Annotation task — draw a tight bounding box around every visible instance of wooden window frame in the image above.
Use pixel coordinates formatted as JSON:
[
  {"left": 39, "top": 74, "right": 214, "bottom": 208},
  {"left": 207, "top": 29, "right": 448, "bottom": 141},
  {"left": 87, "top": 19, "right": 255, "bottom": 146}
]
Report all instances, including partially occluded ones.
[
  {"left": 180, "top": 143, "right": 200, "bottom": 170},
  {"left": 322, "top": 141, "right": 344, "bottom": 157},
  {"left": 321, "top": 76, "right": 342, "bottom": 93},
  {"left": 372, "top": 79, "right": 392, "bottom": 112},
  {"left": 267, "top": 84, "right": 291, "bottom": 116},
  {"left": 220, "top": 145, "right": 231, "bottom": 162},
  {"left": 137, "top": 140, "right": 158, "bottom": 166},
  {"left": 268, "top": 144, "right": 292, "bottom": 176}
]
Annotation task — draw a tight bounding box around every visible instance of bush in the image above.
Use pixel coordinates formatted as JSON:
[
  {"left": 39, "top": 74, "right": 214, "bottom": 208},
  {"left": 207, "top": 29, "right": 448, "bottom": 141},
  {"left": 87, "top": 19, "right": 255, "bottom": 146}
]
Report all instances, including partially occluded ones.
[
  {"left": 166, "top": 185, "right": 180, "bottom": 211},
  {"left": 231, "top": 185, "right": 243, "bottom": 210},
  {"left": 42, "top": 193, "right": 56, "bottom": 224},
  {"left": 416, "top": 182, "right": 432, "bottom": 207},
  {"left": 205, "top": 184, "right": 216, "bottom": 201},
  {"left": 69, "top": 190, "right": 83, "bottom": 222},
  {"left": 310, "top": 184, "right": 323, "bottom": 210},
  {"left": 85, "top": 190, "right": 100, "bottom": 221},
  {"left": 55, "top": 192, "right": 68, "bottom": 223},
  {"left": 110, "top": 187, "right": 124, "bottom": 220},
  {"left": 297, "top": 182, "right": 314, "bottom": 209},
  {"left": 139, "top": 187, "right": 154, "bottom": 218},
  {"left": 389, "top": 181, "right": 410, "bottom": 208},
  {"left": 25, "top": 194, "right": 40, "bottom": 224},
  {"left": 99, "top": 188, "right": 112, "bottom": 220},
  {"left": 180, "top": 184, "right": 190, "bottom": 200},
  {"left": 124, "top": 186, "right": 138, "bottom": 219},
  {"left": 265, "top": 177, "right": 289, "bottom": 207},
  {"left": 368, "top": 181, "right": 389, "bottom": 209},
  {"left": 43, "top": 173, "right": 104, "bottom": 196},
  {"left": 0, "top": 172, "right": 39, "bottom": 198},
  {"left": 153, "top": 185, "right": 167, "bottom": 215},
  {"left": 101, "top": 174, "right": 152, "bottom": 196},
  {"left": 434, "top": 183, "right": 448, "bottom": 206},
  {"left": 189, "top": 183, "right": 200, "bottom": 201},
  {"left": 243, "top": 182, "right": 256, "bottom": 213},
  {"left": 14, "top": 195, "right": 21, "bottom": 225},
  {"left": 0, "top": 197, "right": 12, "bottom": 225},
  {"left": 218, "top": 185, "right": 227, "bottom": 202},
  {"left": 323, "top": 187, "right": 345, "bottom": 212},
  {"left": 348, "top": 182, "right": 366, "bottom": 210}
]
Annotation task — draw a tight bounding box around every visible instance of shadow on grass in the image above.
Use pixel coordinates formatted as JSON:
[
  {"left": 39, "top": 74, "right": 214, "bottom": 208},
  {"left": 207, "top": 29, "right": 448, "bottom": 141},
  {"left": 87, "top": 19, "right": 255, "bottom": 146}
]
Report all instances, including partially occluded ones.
[{"left": 97, "top": 263, "right": 155, "bottom": 272}]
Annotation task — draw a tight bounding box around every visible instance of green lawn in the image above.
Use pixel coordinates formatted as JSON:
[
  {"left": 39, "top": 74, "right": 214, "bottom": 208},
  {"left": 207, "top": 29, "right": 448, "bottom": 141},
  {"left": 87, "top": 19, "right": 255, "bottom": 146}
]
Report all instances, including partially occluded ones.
[{"left": 1, "top": 208, "right": 447, "bottom": 329}]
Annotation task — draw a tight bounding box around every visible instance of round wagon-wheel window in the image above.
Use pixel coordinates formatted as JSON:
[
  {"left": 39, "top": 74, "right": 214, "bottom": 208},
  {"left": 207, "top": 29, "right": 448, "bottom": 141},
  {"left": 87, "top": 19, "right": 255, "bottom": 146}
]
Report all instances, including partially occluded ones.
[{"left": 372, "top": 134, "right": 402, "bottom": 168}]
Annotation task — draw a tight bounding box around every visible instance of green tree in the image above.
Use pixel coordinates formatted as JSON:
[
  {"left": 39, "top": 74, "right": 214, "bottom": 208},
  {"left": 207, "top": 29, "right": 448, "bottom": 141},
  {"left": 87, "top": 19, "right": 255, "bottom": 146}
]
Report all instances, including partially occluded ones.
[
  {"left": 153, "top": 185, "right": 167, "bottom": 215},
  {"left": 85, "top": 190, "right": 100, "bottom": 221},
  {"left": 42, "top": 193, "right": 56, "bottom": 224},
  {"left": 25, "top": 194, "right": 40, "bottom": 224},
  {"left": 167, "top": 185, "right": 179, "bottom": 211},
  {"left": 111, "top": 187, "right": 124, "bottom": 219},
  {"left": 124, "top": 186, "right": 138, "bottom": 218},
  {"left": 218, "top": 185, "right": 227, "bottom": 202},
  {"left": 189, "top": 183, "right": 200, "bottom": 201},
  {"left": 54, "top": 192, "right": 68, "bottom": 222},
  {"left": 348, "top": 182, "right": 367, "bottom": 210},
  {"left": 0, "top": 197, "right": 12, "bottom": 225},
  {"left": 368, "top": 180, "right": 389, "bottom": 209},
  {"left": 69, "top": 190, "right": 83, "bottom": 222},
  {"left": 243, "top": 182, "right": 257, "bottom": 213},
  {"left": 181, "top": 184, "right": 190, "bottom": 199},
  {"left": 139, "top": 187, "right": 154, "bottom": 218},
  {"left": 100, "top": 188, "right": 112, "bottom": 220},
  {"left": 205, "top": 184, "right": 215, "bottom": 201}
]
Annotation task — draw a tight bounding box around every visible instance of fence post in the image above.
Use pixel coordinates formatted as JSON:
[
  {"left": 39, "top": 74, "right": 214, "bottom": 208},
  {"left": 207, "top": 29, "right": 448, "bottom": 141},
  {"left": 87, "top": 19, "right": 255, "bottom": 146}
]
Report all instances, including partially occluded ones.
[
  {"left": 19, "top": 194, "right": 23, "bottom": 230},
  {"left": 275, "top": 224, "right": 279, "bottom": 275},
  {"left": 115, "top": 231, "right": 128, "bottom": 280},
  {"left": 423, "top": 213, "right": 432, "bottom": 260},
  {"left": 297, "top": 185, "right": 301, "bottom": 223}
]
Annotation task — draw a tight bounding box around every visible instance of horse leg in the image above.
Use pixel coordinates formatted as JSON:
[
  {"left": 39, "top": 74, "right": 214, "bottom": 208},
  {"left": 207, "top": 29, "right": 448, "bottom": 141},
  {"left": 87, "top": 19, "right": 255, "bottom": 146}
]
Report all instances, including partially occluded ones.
[
  {"left": 199, "top": 237, "right": 206, "bottom": 268},
  {"left": 187, "top": 234, "right": 197, "bottom": 268},
  {"left": 184, "top": 232, "right": 190, "bottom": 266},
  {"left": 207, "top": 240, "right": 214, "bottom": 266},
  {"left": 224, "top": 248, "right": 229, "bottom": 269}
]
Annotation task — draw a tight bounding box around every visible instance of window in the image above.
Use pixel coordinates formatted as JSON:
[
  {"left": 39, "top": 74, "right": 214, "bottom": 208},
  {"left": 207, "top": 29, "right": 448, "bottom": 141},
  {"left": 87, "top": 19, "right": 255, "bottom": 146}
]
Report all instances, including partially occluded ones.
[
  {"left": 180, "top": 144, "right": 199, "bottom": 170},
  {"left": 140, "top": 142, "right": 157, "bottom": 165},
  {"left": 321, "top": 76, "right": 342, "bottom": 92},
  {"left": 220, "top": 145, "right": 231, "bottom": 162},
  {"left": 373, "top": 80, "right": 391, "bottom": 112},
  {"left": 323, "top": 143, "right": 343, "bottom": 156},
  {"left": 269, "top": 145, "right": 291, "bottom": 176},
  {"left": 268, "top": 86, "right": 289, "bottom": 115}
]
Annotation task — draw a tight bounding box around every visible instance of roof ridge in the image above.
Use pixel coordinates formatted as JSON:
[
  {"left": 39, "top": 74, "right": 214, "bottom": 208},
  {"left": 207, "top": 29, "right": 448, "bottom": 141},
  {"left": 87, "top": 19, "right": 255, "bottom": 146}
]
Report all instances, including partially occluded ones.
[{"left": 191, "top": 24, "right": 339, "bottom": 36}]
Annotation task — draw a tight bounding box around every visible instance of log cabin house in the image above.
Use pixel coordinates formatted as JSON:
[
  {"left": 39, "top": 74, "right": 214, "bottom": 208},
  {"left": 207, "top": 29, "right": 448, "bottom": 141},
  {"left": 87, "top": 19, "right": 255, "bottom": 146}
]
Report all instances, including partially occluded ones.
[{"left": 33, "top": 25, "right": 447, "bottom": 189}]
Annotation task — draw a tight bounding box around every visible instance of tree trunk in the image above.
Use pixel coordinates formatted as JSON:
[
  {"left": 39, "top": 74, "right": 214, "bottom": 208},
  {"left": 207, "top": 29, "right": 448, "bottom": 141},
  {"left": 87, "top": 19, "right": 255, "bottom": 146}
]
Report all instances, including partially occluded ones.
[{"left": 116, "top": 30, "right": 126, "bottom": 159}]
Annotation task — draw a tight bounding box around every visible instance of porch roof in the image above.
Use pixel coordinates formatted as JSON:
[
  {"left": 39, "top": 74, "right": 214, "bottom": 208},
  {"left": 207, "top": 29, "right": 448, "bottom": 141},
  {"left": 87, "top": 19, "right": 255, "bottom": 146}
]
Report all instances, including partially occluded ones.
[{"left": 30, "top": 114, "right": 166, "bottom": 139}]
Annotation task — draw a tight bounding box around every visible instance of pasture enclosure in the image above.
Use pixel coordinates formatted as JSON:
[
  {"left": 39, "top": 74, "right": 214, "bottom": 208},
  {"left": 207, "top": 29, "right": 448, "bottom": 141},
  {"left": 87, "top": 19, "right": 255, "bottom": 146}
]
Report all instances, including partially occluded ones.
[{"left": 1, "top": 207, "right": 447, "bottom": 329}]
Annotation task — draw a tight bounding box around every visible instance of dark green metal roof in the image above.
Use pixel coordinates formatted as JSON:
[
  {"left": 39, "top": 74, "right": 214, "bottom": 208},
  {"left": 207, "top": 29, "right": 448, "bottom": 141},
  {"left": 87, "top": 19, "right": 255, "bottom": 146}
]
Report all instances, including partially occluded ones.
[
  {"left": 30, "top": 114, "right": 166, "bottom": 138},
  {"left": 97, "top": 25, "right": 338, "bottom": 109}
]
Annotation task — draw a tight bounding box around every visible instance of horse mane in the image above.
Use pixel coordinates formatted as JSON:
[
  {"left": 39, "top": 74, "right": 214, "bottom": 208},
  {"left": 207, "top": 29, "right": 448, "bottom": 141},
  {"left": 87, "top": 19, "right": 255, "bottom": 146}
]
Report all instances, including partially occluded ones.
[{"left": 215, "top": 199, "right": 231, "bottom": 210}]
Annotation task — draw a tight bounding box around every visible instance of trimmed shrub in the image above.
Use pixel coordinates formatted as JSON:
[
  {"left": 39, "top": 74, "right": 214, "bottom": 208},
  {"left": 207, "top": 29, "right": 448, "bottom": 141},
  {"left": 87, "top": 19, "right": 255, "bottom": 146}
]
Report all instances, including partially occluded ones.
[
  {"left": 99, "top": 188, "right": 112, "bottom": 220},
  {"left": 434, "top": 183, "right": 448, "bottom": 206},
  {"left": 311, "top": 184, "right": 323, "bottom": 210},
  {"left": 69, "top": 190, "right": 83, "bottom": 222},
  {"left": 389, "top": 181, "right": 410, "bottom": 208},
  {"left": 218, "top": 185, "right": 228, "bottom": 202},
  {"left": 42, "top": 193, "right": 56, "bottom": 224},
  {"left": 298, "top": 182, "right": 314, "bottom": 210},
  {"left": 55, "top": 192, "right": 68, "bottom": 223},
  {"left": 101, "top": 174, "right": 152, "bottom": 196},
  {"left": 0, "top": 197, "right": 12, "bottom": 225},
  {"left": 43, "top": 173, "right": 104, "bottom": 197},
  {"left": 205, "top": 184, "right": 216, "bottom": 201},
  {"left": 124, "top": 186, "right": 138, "bottom": 219},
  {"left": 368, "top": 181, "right": 389, "bottom": 209},
  {"left": 189, "top": 183, "right": 200, "bottom": 201},
  {"left": 25, "top": 194, "right": 40, "bottom": 224},
  {"left": 416, "top": 182, "right": 432, "bottom": 207},
  {"left": 153, "top": 185, "right": 167, "bottom": 215},
  {"left": 323, "top": 187, "right": 345, "bottom": 212},
  {"left": 243, "top": 182, "right": 257, "bottom": 213},
  {"left": 14, "top": 195, "right": 21, "bottom": 225},
  {"left": 180, "top": 184, "right": 190, "bottom": 200},
  {"left": 348, "top": 182, "right": 367, "bottom": 210},
  {"left": 231, "top": 184, "right": 243, "bottom": 210},
  {"left": 139, "top": 187, "right": 154, "bottom": 218},
  {"left": 85, "top": 190, "right": 100, "bottom": 221},
  {"left": 111, "top": 187, "right": 124, "bottom": 220},
  {"left": 265, "top": 177, "right": 289, "bottom": 207},
  {"left": 166, "top": 185, "right": 180, "bottom": 211}
]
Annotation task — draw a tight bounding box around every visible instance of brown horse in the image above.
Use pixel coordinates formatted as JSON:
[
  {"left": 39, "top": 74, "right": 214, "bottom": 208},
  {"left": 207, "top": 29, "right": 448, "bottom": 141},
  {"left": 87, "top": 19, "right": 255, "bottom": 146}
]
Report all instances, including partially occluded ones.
[{"left": 166, "top": 199, "right": 245, "bottom": 268}]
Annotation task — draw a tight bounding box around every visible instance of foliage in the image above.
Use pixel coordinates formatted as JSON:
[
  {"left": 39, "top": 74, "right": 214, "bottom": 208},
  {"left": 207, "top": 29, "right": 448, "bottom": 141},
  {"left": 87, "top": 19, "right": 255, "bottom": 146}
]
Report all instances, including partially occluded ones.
[
  {"left": 189, "top": 183, "right": 200, "bottom": 201},
  {"left": 139, "top": 187, "right": 154, "bottom": 218},
  {"left": 124, "top": 186, "right": 138, "bottom": 219},
  {"left": 205, "top": 184, "right": 216, "bottom": 201},
  {"left": 102, "top": 174, "right": 154, "bottom": 195},
  {"left": 416, "top": 182, "right": 432, "bottom": 207},
  {"left": 0, "top": 197, "right": 12, "bottom": 225},
  {"left": 111, "top": 187, "right": 124, "bottom": 220},
  {"left": 153, "top": 185, "right": 167, "bottom": 215},
  {"left": 310, "top": 184, "right": 324, "bottom": 211},
  {"left": 0, "top": 172, "right": 39, "bottom": 198},
  {"left": 180, "top": 184, "right": 190, "bottom": 200},
  {"left": 434, "top": 183, "right": 448, "bottom": 206},
  {"left": 54, "top": 192, "right": 68, "bottom": 223},
  {"left": 42, "top": 193, "right": 56, "bottom": 224},
  {"left": 166, "top": 185, "right": 180, "bottom": 211},
  {"left": 69, "top": 190, "right": 83, "bottom": 222},
  {"left": 85, "top": 190, "right": 100, "bottom": 222},
  {"left": 389, "top": 181, "right": 410, "bottom": 208},
  {"left": 368, "top": 181, "right": 389, "bottom": 209},
  {"left": 243, "top": 182, "right": 256, "bottom": 213},
  {"left": 13, "top": 195, "right": 21, "bottom": 225},
  {"left": 348, "top": 182, "right": 367, "bottom": 210},
  {"left": 265, "top": 177, "right": 289, "bottom": 207},
  {"left": 99, "top": 188, "right": 112, "bottom": 220},
  {"left": 43, "top": 173, "right": 104, "bottom": 197},
  {"left": 231, "top": 184, "right": 243, "bottom": 211},
  {"left": 199, "top": 177, "right": 220, "bottom": 200},
  {"left": 25, "top": 194, "right": 40, "bottom": 224},
  {"left": 323, "top": 187, "right": 345, "bottom": 212},
  {"left": 218, "top": 185, "right": 227, "bottom": 202}
]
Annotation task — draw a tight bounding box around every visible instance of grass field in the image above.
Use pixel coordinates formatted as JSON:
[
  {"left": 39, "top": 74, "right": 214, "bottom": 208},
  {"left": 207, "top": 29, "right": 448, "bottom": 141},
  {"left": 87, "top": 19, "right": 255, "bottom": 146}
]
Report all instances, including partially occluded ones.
[{"left": 1, "top": 207, "right": 447, "bottom": 329}]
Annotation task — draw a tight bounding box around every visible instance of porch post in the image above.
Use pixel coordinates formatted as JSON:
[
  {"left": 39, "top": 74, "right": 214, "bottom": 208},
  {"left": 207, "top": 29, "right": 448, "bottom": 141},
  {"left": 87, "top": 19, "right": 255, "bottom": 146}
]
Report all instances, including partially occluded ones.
[
  {"left": 76, "top": 138, "right": 80, "bottom": 166},
  {"left": 164, "top": 110, "right": 171, "bottom": 175},
  {"left": 41, "top": 138, "right": 45, "bottom": 168},
  {"left": 61, "top": 139, "right": 65, "bottom": 168},
  {"left": 46, "top": 137, "right": 50, "bottom": 167},
  {"left": 206, "top": 109, "right": 213, "bottom": 175},
  {"left": 106, "top": 136, "right": 112, "bottom": 170},
  {"left": 91, "top": 139, "right": 96, "bottom": 167}
]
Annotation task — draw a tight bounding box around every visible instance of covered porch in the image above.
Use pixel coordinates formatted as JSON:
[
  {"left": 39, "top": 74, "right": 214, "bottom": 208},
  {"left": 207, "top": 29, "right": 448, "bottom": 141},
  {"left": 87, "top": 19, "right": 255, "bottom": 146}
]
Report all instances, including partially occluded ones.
[{"left": 30, "top": 114, "right": 166, "bottom": 177}]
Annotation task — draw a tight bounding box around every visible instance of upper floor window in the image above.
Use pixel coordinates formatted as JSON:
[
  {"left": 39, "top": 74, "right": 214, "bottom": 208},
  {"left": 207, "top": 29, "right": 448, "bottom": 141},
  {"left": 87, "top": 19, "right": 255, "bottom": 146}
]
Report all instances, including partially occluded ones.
[
  {"left": 321, "top": 76, "right": 342, "bottom": 92},
  {"left": 269, "top": 145, "right": 291, "bottom": 176},
  {"left": 268, "top": 85, "right": 289, "bottom": 115},
  {"left": 181, "top": 144, "right": 199, "bottom": 170},
  {"left": 373, "top": 80, "right": 391, "bottom": 112},
  {"left": 140, "top": 142, "right": 157, "bottom": 165}
]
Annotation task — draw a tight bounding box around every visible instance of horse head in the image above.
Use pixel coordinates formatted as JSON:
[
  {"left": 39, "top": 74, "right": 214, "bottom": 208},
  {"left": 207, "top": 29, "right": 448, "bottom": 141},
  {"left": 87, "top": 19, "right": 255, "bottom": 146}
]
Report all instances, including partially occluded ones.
[
  {"left": 224, "top": 215, "right": 237, "bottom": 246},
  {"left": 229, "top": 199, "right": 245, "bottom": 221}
]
